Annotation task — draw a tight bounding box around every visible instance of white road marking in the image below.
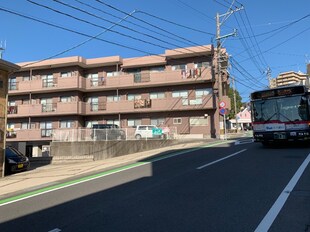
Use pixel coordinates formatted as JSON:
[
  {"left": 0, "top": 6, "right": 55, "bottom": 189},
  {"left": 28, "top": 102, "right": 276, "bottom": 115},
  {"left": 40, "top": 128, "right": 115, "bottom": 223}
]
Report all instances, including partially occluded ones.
[
  {"left": 234, "top": 139, "right": 254, "bottom": 145},
  {"left": 255, "top": 152, "right": 310, "bottom": 232},
  {"left": 48, "top": 228, "right": 61, "bottom": 232},
  {"left": 196, "top": 149, "right": 247, "bottom": 170}
]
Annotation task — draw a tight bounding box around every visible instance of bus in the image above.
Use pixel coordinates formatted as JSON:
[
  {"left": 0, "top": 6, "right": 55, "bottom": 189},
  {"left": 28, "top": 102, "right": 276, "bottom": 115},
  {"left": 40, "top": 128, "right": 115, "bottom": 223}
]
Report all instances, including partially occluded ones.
[{"left": 250, "top": 85, "right": 310, "bottom": 145}]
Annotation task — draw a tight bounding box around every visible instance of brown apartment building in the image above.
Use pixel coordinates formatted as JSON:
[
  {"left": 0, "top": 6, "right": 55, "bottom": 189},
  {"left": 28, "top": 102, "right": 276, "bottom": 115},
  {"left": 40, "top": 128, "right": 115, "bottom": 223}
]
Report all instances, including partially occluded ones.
[{"left": 6, "top": 45, "right": 230, "bottom": 157}]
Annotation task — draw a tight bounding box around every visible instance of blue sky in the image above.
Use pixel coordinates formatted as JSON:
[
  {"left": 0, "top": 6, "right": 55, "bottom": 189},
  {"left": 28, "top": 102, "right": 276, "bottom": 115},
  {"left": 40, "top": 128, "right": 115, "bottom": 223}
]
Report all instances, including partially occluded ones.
[{"left": 0, "top": 0, "right": 309, "bottom": 101}]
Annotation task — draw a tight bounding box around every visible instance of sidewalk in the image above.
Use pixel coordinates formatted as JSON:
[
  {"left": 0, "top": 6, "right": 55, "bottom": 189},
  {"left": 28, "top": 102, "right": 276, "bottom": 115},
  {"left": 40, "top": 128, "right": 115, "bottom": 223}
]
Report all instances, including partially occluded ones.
[{"left": 0, "top": 140, "right": 224, "bottom": 199}]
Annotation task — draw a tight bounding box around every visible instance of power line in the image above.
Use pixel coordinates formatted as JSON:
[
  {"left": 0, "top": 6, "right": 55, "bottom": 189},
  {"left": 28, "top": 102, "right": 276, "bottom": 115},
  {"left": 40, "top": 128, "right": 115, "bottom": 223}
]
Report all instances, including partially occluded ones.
[
  {"left": 52, "top": 0, "right": 203, "bottom": 50},
  {"left": 239, "top": 13, "right": 310, "bottom": 39},
  {"left": 0, "top": 6, "right": 163, "bottom": 57},
  {"left": 240, "top": 25, "right": 310, "bottom": 63},
  {"left": 27, "top": 0, "right": 178, "bottom": 52},
  {"left": 135, "top": 10, "right": 214, "bottom": 36},
  {"left": 73, "top": 0, "right": 200, "bottom": 46},
  {"left": 175, "top": 0, "right": 215, "bottom": 22},
  {"left": 94, "top": 0, "right": 206, "bottom": 48},
  {"left": 234, "top": 13, "right": 265, "bottom": 74},
  {"left": 21, "top": 11, "right": 135, "bottom": 68}
]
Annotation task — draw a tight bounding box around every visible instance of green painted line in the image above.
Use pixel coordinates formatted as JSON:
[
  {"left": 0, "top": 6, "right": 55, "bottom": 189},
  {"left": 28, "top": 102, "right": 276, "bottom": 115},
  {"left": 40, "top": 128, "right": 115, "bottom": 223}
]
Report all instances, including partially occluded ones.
[
  {"left": 0, "top": 162, "right": 146, "bottom": 205},
  {"left": 0, "top": 139, "right": 232, "bottom": 205}
]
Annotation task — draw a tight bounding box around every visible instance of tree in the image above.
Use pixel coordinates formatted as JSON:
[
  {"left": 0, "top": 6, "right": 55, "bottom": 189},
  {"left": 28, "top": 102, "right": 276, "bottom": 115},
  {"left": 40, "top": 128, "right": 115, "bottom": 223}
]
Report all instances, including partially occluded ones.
[{"left": 227, "top": 85, "right": 243, "bottom": 119}]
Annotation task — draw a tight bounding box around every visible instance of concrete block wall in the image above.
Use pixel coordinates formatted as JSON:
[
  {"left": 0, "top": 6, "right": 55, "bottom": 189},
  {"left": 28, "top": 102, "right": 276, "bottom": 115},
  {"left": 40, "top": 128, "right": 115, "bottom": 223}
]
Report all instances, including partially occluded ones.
[{"left": 50, "top": 140, "right": 180, "bottom": 162}]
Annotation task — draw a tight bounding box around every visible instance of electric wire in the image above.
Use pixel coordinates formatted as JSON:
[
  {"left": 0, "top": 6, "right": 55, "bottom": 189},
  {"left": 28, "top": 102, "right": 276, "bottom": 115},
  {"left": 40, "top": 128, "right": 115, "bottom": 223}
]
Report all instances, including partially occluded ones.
[
  {"left": 0, "top": 6, "right": 164, "bottom": 57},
  {"left": 27, "top": 0, "right": 179, "bottom": 52},
  {"left": 94, "top": 0, "right": 208, "bottom": 49},
  {"left": 240, "top": 25, "right": 310, "bottom": 63},
  {"left": 234, "top": 13, "right": 265, "bottom": 74},
  {"left": 73, "top": 0, "right": 204, "bottom": 46},
  {"left": 52, "top": 0, "right": 203, "bottom": 50},
  {"left": 20, "top": 11, "right": 134, "bottom": 68},
  {"left": 135, "top": 10, "right": 214, "bottom": 35},
  {"left": 175, "top": 0, "right": 215, "bottom": 22}
]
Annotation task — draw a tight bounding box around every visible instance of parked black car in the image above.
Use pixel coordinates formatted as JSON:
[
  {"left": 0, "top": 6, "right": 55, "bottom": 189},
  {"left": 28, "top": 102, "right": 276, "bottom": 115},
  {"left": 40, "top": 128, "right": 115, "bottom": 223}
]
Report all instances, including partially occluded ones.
[
  {"left": 91, "top": 124, "right": 126, "bottom": 141},
  {"left": 5, "top": 146, "right": 30, "bottom": 175}
]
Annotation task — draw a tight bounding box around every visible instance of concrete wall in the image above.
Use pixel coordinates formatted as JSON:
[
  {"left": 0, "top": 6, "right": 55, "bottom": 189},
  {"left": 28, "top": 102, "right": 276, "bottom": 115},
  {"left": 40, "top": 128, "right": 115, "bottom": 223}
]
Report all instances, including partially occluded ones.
[{"left": 50, "top": 139, "right": 180, "bottom": 162}]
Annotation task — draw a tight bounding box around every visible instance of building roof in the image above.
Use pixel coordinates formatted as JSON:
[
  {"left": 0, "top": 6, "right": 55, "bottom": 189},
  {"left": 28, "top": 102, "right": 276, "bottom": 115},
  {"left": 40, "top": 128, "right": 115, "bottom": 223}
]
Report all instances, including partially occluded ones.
[{"left": 0, "top": 59, "right": 20, "bottom": 72}]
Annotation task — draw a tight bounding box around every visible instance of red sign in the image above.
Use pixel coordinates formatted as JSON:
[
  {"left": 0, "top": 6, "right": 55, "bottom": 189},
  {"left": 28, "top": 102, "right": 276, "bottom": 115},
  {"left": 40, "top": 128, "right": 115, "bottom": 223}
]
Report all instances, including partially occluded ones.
[{"left": 219, "top": 101, "right": 226, "bottom": 108}]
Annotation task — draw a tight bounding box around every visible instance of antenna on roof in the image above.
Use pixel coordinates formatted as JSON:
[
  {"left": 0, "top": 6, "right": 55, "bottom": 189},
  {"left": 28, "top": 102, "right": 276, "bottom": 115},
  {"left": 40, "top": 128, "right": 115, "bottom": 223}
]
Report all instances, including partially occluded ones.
[{"left": 0, "top": 40, "right": 6, "bottom": 59}]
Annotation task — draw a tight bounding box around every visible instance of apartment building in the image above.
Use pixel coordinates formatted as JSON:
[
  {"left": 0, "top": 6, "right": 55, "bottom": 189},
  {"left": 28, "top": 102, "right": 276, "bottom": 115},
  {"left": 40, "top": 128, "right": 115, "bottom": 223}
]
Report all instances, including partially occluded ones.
[
  {"left": 0, "top": 59, "right": 19, "bottom": 177},
  {"left": 270, "top": 71, "right": 309, "bottom": 88},
  {"left": 7, "top": 45, "right": 230, "bottom": 157}
]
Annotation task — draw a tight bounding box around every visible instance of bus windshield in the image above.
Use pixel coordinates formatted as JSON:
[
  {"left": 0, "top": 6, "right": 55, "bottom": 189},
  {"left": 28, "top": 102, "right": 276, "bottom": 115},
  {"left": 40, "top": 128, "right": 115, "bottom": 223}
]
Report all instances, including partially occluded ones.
[{"left": 252, "top": 95, "right": 309, "bottom": 123}]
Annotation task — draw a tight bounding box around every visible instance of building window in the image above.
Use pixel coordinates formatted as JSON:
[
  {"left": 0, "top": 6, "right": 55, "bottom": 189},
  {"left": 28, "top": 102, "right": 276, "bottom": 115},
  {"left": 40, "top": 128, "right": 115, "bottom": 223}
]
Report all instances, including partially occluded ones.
[
  {"left": 173, "top": 118, "right": 182, "bottom": 124},
  {"left": 106, "top": 119, "right": 120, "bottom": 127},
  {"left": 172, "top": 90, "right": 188, "bottom": 99},
  {"left": 23, "top": 76, "right": 30, "bottom": 81},
  {"left": 42, "top": 74, "right": 55, "bottom": 87},
  {"left": 60, "top": 120, "right": 74, "bottom": 128},
  {"left": 88, "top": 97, "right": 99, "bottom": 111},
  {"left": 107, "top": 71, "right": 121, "bottom": 77},
  {"left": 21, "top": 122, "right": 29, "bottom": 129},
  {"left": 194, "top": 61, "right": 211, "bottom": 68},
  {"left": 41, "top": 98, "right": 54, "bottom": 112},
  {"left": 172, "top": 64, "right": 187, "bottom": 71},
  {"left": 40, "top": 121, "right": 53, "bottom": 137},
  {"left": 150, "top": 92, "right": 165, "bottom": 99},
  {"left": 8, "top": 100, "right": 16, "bottom": 106},
  {"left": 60, "top": 96, "right": 72, "bottom": 102},
  {"left": 85, "top": 121, "right": 98, "bottom": 128},
  {"left": 150, "top": 66, "right": 165, "bottom": 72},
  {"left": 196, "top": 88, "right": 212, "bottom": 97},
  {"left": 190, "top": 117, "right": 208, "bottom": 126},
  {"left": 128, "top": 119, "right": 142, "bottom": 127},
  {"left": 107, "top": 95, "right": 120, "bottom": 102},
  {"left": 61, "top": 71, "right": 73, "bottom": 78},
  {"left": 151, "top": 118, "right": 165, "bottom": 126},
  {"left": 8, "top": 77, "right": 17, "bottom": 90},
  {"left": 128, "top": 94, "right": 141, "bottom": 101},
  {"left": 22, "top": 99, "right": 29, "bottom": 105},
  {"left": 87, "top": 73, "right": 100, "bottom": 86}
]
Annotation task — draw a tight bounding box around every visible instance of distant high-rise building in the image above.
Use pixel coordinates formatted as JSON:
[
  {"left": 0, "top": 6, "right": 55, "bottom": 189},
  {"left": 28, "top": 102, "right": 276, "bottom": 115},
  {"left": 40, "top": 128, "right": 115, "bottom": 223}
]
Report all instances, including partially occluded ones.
[{"left": 269, "top": 71, "right": 308, "bottom": 88}]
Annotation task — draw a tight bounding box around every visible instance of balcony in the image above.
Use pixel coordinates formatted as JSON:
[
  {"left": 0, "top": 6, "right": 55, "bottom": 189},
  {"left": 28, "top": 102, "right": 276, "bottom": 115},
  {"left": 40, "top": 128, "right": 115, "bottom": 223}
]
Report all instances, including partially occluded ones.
[
  {"left": 8, "top": 75, "right": 83, "bottom": 94},
  {"left": 6, "top": 129, "right": 53, "bottom": 141},
  {"left": 7, "top": 95, "right": 216, "bottom": 118},
  {"left": 104, "top": 68, "right": 212, "bottom": 89},
  {"left": 106, "top": 95, "right": 215, "bottom": 113},
  {"left": 8, "top": 68, "right": 213, "bottom": 95},
  {"left": 7, "top": 101, "right": 85, "bottom": 118}
]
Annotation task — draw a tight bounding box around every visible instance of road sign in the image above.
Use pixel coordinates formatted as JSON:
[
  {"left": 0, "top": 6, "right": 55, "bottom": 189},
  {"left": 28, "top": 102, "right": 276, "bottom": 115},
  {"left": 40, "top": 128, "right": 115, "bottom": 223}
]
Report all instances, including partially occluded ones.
[
  {"left": 219, "top": 108, "right": 227, "bottom": 115},
  {"left": 219, "top": 101, "right": 226, "bottom": 108}
]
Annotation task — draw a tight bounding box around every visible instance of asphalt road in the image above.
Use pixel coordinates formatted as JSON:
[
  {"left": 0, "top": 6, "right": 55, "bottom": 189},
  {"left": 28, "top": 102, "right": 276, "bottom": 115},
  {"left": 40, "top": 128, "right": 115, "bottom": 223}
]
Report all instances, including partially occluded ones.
[{"left": 0, "top": 139, "right": 310, "bottom": 232}]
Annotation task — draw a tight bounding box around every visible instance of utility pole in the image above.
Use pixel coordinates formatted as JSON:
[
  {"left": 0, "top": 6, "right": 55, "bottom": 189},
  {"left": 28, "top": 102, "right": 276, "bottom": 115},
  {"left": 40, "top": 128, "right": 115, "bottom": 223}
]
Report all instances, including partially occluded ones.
[
  {"left": 232, "top": 77, "right": 238, "bottom": 131},
  {"left": 215, "top": 6, "right": 242, "bottom": 138}
]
